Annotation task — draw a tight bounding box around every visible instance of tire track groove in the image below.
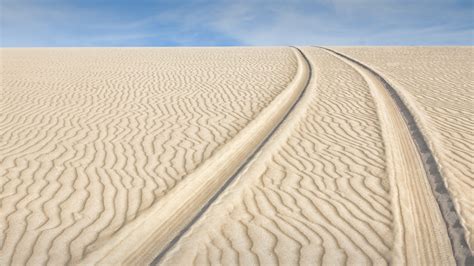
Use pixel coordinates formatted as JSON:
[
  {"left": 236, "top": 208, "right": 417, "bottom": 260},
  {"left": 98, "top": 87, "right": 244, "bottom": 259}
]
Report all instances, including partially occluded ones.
[
  {"left": 149, "top": 46, "right": 311, "bottom": 263},
  {"left": 78, "top": 47, "right": 310, "bottom": 264},
  {"left": 0, "top": 47, "right": 297, "bottom": 265},
  {"left": 321, "top": 47, "right": 472, "bottom": 265},
  {"left": 160, "top": 47, "right": 394, "bottom": 265}
]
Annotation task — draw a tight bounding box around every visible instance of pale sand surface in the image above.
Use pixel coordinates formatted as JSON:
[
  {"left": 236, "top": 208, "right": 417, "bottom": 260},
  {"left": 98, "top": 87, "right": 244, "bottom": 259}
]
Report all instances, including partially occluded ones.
[
  {"left": 334, "top": 47, "right": 474, "bottom": 249},
  {"left": 161, "top": 47, "right": 396, "bottom": 265},
  {"left": 160, "top": 47, "right": 455, "bottom": 265},
  {"left": 80, "top": 48, "right": 309, "bottom": 265},
  {"left": 0, "top": 47, "right": 296, "bottom": 265},
  {"left": 0, "top": 47, "right": 471, "bottom": 265}
]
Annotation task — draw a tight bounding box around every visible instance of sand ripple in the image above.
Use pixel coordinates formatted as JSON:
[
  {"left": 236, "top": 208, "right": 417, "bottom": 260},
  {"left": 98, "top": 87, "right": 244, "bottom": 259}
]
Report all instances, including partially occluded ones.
[
  {"left": 0, "top": 47, "right": 297, "bottom": 265},
  {"left": 335, "top": 47, "right": 474, "bottom": 250},
  {"left": 0, "top": 47, "right": 468, "bottom": 265},
  {"left": 161, "top": 48, "right": 395, "bottom": 265}
]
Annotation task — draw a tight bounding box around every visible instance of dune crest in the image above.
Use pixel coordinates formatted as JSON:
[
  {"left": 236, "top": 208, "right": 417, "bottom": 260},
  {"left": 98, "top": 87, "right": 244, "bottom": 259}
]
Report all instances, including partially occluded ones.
[{"left": 1, "top": 47, "right": 471, "bottom": 265}]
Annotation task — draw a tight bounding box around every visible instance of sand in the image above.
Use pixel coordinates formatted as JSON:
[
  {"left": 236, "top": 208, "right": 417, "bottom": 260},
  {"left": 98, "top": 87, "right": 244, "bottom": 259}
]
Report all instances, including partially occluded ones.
[
  {"left": 333, "top": 47, "right": 474, "bottom": 250},
  {"left": 0, "top": 47, "right": 297, "bottom": 265},
  {"left": 0, "top": 47, "right": 471, "bottom": 265},
  {"left": 159, "top": 47, "right": 457, "bottom": 265}
]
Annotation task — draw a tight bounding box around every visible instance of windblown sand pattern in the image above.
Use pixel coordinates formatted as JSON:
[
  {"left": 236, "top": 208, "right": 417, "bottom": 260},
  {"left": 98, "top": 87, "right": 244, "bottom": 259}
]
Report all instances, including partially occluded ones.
[
  {"left": 0, "top": 47, "right": 297, "bottom": 265},
  {"left": 160, "top": 47, "right": 455, "bottom": 265},
  {"left": 0, "top": 47, "right": 470, "bottom": 265},
  {"left": 334, "top": 47, "right": 474, "bottom": 249}
]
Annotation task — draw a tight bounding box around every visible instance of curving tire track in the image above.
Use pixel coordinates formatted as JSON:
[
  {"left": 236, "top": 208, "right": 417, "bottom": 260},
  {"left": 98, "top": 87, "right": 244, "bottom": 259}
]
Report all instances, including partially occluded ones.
[
  {"left": 1, "top": 47, "right": 471, "bottom": 265},
  {"left": 150, "top": 47, "right": 312, "bottom": 265},
  {"left": 160, "top": 47, "right": 396, "bottom": 265},
  {"left": 332, "top": 47, "right": 474, "bottom": 253},
  {"left": 80, "top": 47, "right": 311, "bottom": 265},
  {"left": 159, "top": 47, "right": 471, "bottom": 265},
  {"left": 322, "top": 47, "right": 472, "bottom": 265},
  {"left": 0, "top": 47, "right": 297, "bottom": 265}
]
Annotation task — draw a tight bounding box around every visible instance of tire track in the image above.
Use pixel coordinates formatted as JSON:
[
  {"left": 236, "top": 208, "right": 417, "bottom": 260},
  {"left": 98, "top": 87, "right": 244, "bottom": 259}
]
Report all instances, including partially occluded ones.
[
  {"left": 321, "top": 47, "right": 472, "bottom": 265},
  {"left": 151, "top": 47, "right": 312, "bottom": 264},
  {"left": 0, "top": 47, "right": 297, "bottom": 265},
  {"left": 79, "top": 47, "right": 310, "bottom": 265},
  {"left": 333, "top": 47, "right": 474, "bottom": 253},
  {"left": 160, "top": 47, "right": 395, "bottom": 265}
]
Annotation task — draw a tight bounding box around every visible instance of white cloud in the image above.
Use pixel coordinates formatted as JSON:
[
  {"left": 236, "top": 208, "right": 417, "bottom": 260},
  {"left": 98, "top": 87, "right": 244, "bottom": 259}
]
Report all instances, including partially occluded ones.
[
  {"left": 200, "top": 0, "right": 473, "bottom": 45},
  {"left": 1, "top": 0, "right": 472, "bottom": 46}
]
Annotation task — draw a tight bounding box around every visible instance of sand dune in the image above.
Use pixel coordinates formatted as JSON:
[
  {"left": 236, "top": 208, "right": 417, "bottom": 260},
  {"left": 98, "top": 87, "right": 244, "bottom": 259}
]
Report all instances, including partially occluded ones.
[
  {"left": 160, "top": 47, "right": 459, "bottom": 265},
  {"left": 79, "top": 47, "right": 309, "bottom": 265},
  {"left": 0, "top": 47, "right": 471, "bottom": 265},
  {"left": 337, "top": 47, "right": 474, "bottom": 248},
  {"left": 160, "top": 47, "right": 395, "bottom": 265},
  {"left": 0, "top": 47, "right": 297, "bottom": 265},
  {"left": 334, "top": 47, "right": 474, "bottom": 250}
]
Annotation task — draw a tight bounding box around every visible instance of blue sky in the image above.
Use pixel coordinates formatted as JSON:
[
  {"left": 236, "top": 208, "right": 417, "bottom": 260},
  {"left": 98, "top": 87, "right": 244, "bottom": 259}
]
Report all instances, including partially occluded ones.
[{"left": 1, "top": 0, "right": 473, "bottom": 46}]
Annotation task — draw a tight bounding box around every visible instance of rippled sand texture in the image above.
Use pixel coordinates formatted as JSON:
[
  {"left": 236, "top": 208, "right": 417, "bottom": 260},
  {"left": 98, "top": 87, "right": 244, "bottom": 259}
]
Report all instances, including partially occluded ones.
[
  {"left": 0, "top": 48, "right": 297, "bottom": 265},
  {"left": 1, "top": 47, "right": 468, "bottom": 265},
  {"left": 334, "top": 47, "right": 474, "bottom": 249},
  {"left": 161, "top": 48, "right": 397, "bottom": 265},
  {"left": 160, "top": 46, "right": 460, "bottom": 265}
]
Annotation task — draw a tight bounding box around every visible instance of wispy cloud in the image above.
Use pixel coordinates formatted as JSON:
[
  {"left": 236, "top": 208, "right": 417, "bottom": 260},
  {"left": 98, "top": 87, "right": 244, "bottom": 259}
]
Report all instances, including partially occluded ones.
[
  {"left": 1, "top": 0, "right": 472, "bottom": 46},
  {"left": 204, "top": 0, "right": 474, "bottom": 45}
]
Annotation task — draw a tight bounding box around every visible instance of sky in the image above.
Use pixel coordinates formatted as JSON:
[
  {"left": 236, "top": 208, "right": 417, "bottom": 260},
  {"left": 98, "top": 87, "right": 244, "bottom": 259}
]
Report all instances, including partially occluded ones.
[{"left": 0, "top": 0, "right": 473, "bottom": 47}]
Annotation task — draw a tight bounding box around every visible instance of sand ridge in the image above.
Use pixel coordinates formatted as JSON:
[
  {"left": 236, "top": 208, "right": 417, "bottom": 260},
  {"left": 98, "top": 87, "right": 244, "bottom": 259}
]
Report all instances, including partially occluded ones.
[
  {"left": 159, "top": 47, "right": 461, "bottom": 265},
  {"left": 0, "top": 46, "right": 471, "bottom": 265},
  {"left": 0, "top": 47, "right": 297, "bottom": 265},
  {"left": 323, "top": 47, "right": 456, "bottom": 264},
  {"left": 326, "top": 47, "right": 471, "bottom": 264},
  {"left": 80, "top": 47, "right": 310, "bottom": 264},
  {"left": 333, "top": 47, "right": 474, "bottom": 251},
  {"left": 161, "top": 47, "right": 397, "bottom": 265}
]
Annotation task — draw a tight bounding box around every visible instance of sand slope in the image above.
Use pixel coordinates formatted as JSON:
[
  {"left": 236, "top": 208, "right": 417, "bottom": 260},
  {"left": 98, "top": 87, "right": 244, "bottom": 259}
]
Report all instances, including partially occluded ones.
[
  {"left": 0, "top": 47, "right": 470, "bottom": 265},
  {"left": 0, "top": 47, "right": 296, "bottom": 265},
  {"left": 334, "top": 47, "right": 474, "bottom": 249},
  {"left": 160, "top": 47, "right": 455, "bottom": 265},
  {"left": 80, "top": 47, "right": 309, "bottom": 265}
]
